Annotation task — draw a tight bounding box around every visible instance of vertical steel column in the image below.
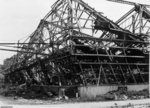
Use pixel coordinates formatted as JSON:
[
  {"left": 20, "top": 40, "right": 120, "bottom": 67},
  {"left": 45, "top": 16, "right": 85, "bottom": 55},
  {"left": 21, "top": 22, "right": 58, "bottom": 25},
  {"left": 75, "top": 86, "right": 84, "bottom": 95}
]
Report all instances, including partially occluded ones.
[
  {"left": 132, "top": 15, "right": 135, "bottom": 34},
  {"left": 97, "top": 65, "right": 102, "bottom": 86},
  {"left": 136, "top": 65, "right": 145, "bottom": 83},
  {"left": 90, "top": 65, "right": 97, "bottom": 84},
  {"left": 79, "top": 63, "right": 86, "bottom": 85},
  {"left": 101, "top": 65, "right": 108, "bottom": 84},
  {"left": 68, "top": 0, "right": 73, "bottom": 54},
  {"left": 139, "top": 6, "right": 143, "bottom": 34},
  {"left": 119, "top": 65, "right": 126, "bottom": 82}
]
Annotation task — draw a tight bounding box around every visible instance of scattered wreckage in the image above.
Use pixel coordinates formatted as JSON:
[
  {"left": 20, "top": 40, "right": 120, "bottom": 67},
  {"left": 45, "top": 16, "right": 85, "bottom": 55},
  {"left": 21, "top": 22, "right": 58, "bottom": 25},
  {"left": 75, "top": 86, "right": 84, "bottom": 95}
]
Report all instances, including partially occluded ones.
[{"left": 1, "top": 0, "right": 150, "bottom": 98}]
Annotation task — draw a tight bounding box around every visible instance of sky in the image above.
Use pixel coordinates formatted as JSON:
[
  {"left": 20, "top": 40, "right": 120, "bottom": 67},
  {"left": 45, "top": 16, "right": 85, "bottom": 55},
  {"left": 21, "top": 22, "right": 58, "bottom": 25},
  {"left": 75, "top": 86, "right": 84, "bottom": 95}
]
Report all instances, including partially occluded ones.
[{"left": 0, "top": 0, "right": 150, "bottom": 64}]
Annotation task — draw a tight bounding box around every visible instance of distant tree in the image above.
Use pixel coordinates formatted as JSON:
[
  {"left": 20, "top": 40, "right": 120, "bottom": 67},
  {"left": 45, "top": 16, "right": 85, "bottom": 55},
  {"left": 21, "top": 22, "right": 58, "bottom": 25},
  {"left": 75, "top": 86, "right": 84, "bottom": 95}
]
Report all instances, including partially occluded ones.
[{"left": 1, "top": 54, "right": 18, "bottom": 74}]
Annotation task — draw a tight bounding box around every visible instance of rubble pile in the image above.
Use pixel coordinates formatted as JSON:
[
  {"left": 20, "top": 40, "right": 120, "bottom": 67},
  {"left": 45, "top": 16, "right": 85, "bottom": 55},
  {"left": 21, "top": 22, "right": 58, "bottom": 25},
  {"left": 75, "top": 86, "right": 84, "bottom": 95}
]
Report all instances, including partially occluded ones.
[
  {"left": 103, "top": 88, "right": 149, "bottom": 101},
  {"left": 1, "top": 82, "right": 149, "bottom": 102},
  {"left": 0, "top": 84, "right": 77, "bottom": 101}
]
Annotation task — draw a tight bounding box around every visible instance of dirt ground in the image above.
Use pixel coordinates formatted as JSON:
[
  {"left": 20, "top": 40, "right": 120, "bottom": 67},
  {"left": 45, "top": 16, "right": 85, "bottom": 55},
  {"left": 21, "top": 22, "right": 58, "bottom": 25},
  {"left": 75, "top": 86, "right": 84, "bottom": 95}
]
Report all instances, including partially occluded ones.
[
  {"left": 0, "top": 94, "right": 99, "bottom": 105},
  {"left": 0, "top": 96, "right": 150, "bottom": 108}
]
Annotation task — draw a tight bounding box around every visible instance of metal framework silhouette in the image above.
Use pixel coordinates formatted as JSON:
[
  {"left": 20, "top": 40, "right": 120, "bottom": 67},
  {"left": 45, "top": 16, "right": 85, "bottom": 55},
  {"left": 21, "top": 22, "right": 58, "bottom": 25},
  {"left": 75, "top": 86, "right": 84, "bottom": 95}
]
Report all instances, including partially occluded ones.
[{"left": 2, "top": 0, "right": 150, "bottom": 87}]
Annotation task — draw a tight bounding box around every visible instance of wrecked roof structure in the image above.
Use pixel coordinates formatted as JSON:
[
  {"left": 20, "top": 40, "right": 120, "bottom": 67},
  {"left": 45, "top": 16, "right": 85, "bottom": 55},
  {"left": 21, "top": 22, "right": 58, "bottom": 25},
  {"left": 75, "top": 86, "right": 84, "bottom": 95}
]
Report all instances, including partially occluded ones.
[{"left": 3, "top": 0, "right": 150, "bottom": 86}]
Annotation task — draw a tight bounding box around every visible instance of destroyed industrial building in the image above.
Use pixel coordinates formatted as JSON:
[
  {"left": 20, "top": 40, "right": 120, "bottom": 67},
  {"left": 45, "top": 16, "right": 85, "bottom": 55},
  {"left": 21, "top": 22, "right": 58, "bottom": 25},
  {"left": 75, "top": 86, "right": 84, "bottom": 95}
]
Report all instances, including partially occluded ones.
[{"left": 1, "top": 0, "right": 150, "bottom": 97}]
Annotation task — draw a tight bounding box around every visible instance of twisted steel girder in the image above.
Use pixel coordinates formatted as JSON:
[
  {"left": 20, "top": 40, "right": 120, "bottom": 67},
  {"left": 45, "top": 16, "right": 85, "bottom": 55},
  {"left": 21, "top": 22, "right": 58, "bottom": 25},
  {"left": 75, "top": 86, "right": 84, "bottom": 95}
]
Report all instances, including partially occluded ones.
[{"left": 2, "top": 0, "right": 149, "bottom": 86}]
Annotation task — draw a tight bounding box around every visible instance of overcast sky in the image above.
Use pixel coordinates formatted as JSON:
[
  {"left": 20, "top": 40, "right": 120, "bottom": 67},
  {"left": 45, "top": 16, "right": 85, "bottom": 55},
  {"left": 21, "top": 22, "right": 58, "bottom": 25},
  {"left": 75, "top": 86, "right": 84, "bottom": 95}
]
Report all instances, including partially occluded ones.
[{"left": 0, "top": 0, "right": 149, "bottom": 64}]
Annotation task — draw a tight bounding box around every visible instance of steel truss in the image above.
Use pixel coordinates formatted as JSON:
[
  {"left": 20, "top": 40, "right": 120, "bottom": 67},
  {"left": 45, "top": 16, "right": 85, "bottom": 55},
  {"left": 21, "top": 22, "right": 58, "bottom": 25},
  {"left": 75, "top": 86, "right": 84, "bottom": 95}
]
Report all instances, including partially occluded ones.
[{"left": 3, "top": 0, "right": 150, "bottom": 86}]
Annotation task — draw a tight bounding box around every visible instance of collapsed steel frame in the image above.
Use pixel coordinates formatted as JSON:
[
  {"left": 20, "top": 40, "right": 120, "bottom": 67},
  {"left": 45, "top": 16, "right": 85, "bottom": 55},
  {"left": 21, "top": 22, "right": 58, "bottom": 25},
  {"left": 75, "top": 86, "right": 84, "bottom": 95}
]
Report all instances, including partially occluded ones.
[{"left": 3, "top": 0, "right": 150, "bottom": 86}]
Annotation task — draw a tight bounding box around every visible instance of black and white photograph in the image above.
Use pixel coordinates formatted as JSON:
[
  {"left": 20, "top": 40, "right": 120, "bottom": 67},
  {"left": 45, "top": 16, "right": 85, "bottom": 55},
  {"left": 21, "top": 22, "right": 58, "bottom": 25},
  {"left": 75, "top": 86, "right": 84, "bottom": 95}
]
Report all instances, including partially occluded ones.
[{"left": 0, "top": 0, "right": 150, "bottom": 108}]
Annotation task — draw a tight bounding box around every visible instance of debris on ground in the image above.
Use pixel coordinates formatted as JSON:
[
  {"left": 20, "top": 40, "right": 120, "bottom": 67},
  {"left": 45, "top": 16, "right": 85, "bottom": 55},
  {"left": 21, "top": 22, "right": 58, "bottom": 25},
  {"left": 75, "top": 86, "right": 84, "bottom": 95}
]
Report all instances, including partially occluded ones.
[
  {"left": 103, "top": 88, "right": 149, "bottom": 101},
  {"left": 0, "top": 83, "right": 149, "bottom": 104}
]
